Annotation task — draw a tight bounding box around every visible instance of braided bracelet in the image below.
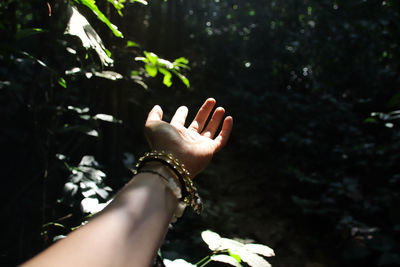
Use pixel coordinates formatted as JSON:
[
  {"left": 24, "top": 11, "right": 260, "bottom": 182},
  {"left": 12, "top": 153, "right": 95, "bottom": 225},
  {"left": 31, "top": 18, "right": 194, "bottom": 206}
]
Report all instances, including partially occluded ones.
[{"left": 135, "top": 150, "right": 203, "bottom": 214}]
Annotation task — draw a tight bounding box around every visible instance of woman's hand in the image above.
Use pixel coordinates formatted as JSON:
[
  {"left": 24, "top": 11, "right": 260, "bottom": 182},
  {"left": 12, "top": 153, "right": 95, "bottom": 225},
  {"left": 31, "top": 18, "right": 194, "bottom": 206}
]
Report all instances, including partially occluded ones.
[{"left": 144, "top": 98, "right": 233, "bottom": 177}]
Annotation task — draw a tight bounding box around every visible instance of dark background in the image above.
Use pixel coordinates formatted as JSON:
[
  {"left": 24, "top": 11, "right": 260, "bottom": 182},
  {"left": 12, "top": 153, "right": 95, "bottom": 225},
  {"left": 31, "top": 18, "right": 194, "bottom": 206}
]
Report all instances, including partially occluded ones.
[{"left": 0, "top": 0, "right": 399, "bottom": 266}]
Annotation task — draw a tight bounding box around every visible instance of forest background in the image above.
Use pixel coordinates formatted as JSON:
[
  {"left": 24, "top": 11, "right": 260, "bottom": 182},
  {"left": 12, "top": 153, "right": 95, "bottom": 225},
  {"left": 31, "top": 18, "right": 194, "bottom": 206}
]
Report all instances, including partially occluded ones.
[{"left": 0, "top": 0, "right": 399, "bottom": 266}]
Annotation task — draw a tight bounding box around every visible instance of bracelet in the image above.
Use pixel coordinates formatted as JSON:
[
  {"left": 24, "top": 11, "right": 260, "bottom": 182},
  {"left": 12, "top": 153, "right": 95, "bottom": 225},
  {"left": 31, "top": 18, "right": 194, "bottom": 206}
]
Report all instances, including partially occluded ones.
[
  {"left": 135, "top": 150, "right": 203, "bottom": 214},
  {"left": 137, "top": 169, "right": 183, "bottom": 199},
  {"left": 136, "top": 169, "right": 186, "bottom": 222}
]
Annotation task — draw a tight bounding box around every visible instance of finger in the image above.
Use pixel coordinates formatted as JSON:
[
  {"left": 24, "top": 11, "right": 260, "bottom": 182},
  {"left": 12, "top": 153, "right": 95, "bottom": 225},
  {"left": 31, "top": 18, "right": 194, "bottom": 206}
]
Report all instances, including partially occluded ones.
[
  {"left": 188, "top": 98, "right": 216, "bottom": 132},
  {"left": 213, "top": 116, "right": 233, "bottom": 152},
  {"left": 146, "top": 105, "right": 163, "bottom": 124},
  {"left": 170, "top": 106, "right": 189, "bottom": 126},
  {"left": 201, "top": 107, "right": 225, "bottom": 138}
]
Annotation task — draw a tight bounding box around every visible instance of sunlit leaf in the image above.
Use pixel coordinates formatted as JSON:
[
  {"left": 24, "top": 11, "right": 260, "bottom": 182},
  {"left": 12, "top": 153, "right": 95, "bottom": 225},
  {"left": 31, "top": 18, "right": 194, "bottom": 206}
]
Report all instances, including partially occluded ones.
[
  {"left": 145, "top": 64, "right": 158, "bottom": 77},
  {"left": 211, "top": 255, "right": 243, "bottom": 267},
  {"left": 237, "top": 250, "right": 272, "bottom": 267},
  {"left": 131, "top": 0, "right": 148, "bottom": 5},
  {"left": 228, "top": 249, "right": 242, "bottom": 263},
  {"left": 159, "top": 67, "right": 172, "bottom": 87},
  {"left": 174, "top": 57, "right": 189, "bottom": 65},
  {"left": 163, "top": 259, "right": 196, "bottom": 267},
  {"left": 93, "top": 71, "right": 123, "bottom": 80},
  {"left": 94, "top": 113, "right": 122, "bottom": 123},
  {"left": 201, "top": 230, "right": 222, "bottom": 250},
  {"left": 73, "top": 0, "right": 123, "bottom": 38},
  {"left": 144, "top": 51, "right": 158, "bottom": 65},
  {"left": 65, "top": 6, "right": 113, "bottom": 66},
  {"left": 243, "top": 244, "right": 275, "bottom": 257},
  {"left": 68, "top": 106, "right": 90, "bottom": 114}
]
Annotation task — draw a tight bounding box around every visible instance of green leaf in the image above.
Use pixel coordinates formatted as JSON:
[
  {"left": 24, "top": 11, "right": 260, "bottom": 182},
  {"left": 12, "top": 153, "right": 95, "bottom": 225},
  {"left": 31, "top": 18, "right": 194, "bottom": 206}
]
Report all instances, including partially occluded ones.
[
  {"left": 126, "top": 40, "right": 140, "bottom": 48},
  {"left": 107, "top": 0, "right": 124, "bottom": 16},
  {"left": 58, "top": 77, "right": 67, "bottom": 88},
  {"left": 159, "top": 68, "right": 172, "bottom": 87},
  {"left": 144, "top": 51, "right": 158, "bottom": 65},
  {"left": 15, "top": 28, "right": 45, "bottom": 40},
  {"left": 172, "top": 70, "right": 190, "bottom": 88},
  {"left": 228, "top": 249, "right": 242, "bottom": 263},
  {"left": 364, "top": 117, "right": 377, "bottom": 123},
  {"left": 74, "top": 0, "right": 123, "bottom": 38},
  {"left": 174, "top": 57, "right": 189, "bottom": 65},
  {"left": 145, "top": 64, "right": 158, "bottom": 77}
]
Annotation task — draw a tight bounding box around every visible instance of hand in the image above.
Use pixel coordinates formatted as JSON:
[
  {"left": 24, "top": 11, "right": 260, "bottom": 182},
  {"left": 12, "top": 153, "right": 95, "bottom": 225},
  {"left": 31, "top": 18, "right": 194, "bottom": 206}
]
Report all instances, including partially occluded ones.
[{"left": 144, "top": 98, "right": 233, "bottom": 177}]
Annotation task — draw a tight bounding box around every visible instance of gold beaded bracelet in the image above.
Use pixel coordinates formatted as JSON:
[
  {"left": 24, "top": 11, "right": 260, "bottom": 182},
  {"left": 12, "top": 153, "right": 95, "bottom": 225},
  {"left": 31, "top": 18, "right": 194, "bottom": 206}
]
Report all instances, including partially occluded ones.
[{"left": 135, "top": 150, "right": 203, "bottom": 214}]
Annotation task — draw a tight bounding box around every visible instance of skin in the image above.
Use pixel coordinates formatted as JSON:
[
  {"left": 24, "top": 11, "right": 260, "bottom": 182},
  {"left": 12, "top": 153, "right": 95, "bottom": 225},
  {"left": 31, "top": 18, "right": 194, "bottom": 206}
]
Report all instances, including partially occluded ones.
[{"left": 21, "top": 98, "right": 233, "bottom": 267}]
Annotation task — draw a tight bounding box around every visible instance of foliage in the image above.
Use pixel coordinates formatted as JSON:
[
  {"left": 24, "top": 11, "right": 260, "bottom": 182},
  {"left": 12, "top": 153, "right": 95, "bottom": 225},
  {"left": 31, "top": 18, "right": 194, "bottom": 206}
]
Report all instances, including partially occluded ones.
[
  {"left": 2, "top": 0, "right": 400, "bottom": 267},
  {"left": 163, "top": 230, "right": 274, "bottom": 267},
  {"left": 0, "top": 0, "right": 189, "bottom": 265}
]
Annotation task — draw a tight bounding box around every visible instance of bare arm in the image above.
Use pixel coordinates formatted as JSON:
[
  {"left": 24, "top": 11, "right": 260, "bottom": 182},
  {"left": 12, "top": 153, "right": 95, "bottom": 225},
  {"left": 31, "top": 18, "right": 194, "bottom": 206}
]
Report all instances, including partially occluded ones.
[{"left": 22, "top": 98, "right": 233, "bottom": 267}]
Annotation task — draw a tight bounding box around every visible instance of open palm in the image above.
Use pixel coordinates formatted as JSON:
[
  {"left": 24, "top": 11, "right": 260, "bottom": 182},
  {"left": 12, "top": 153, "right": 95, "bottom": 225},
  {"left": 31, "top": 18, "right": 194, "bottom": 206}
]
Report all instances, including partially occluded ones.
[{"left": 144, "top": 98, "right": 233, "bottom": 177}]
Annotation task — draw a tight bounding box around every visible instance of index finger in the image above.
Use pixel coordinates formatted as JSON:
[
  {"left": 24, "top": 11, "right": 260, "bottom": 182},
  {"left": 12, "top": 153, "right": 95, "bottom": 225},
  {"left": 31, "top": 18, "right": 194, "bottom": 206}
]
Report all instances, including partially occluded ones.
[{"left": 146, "top": 105, "right": 163, "bottom": 123}]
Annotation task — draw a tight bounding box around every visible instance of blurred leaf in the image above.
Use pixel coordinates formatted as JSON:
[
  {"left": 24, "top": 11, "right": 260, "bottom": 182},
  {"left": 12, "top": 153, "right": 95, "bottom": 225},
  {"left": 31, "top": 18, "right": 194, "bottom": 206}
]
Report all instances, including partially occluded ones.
[
  {"left": 93, "top": 71, "right": 123, "bottom": 80},
  {"left": 174, "top": 57, "right": 189, "bottom": 65},
  {"left": 172, "top": 70, "right": 190, "bottom": 88},
  {"left": 94, "top": 113, "right": 122, "bottom": 123},
  {"left": 15, "top": 28, "right": 45, "bottom": 40},
  {"left": 144, "top": 51, "right": 158, "bottom": 65},
  {"left": 58, "top": 77, "right": 67, "bottom": 88},
  {"left": 159, "top": 67, "right": 172, "bottom": 87},
  {"left": 364, "top": 117, "right": 377, "bottom": 123},
  {"left": 126, "top": 40, "right": 140, "bottom": 48},
  {"left": 131, "top": 0, "right": 148, "bottom": 5},
  {"left": 145, "top": 63, "right": 158, "bottom": 77}
]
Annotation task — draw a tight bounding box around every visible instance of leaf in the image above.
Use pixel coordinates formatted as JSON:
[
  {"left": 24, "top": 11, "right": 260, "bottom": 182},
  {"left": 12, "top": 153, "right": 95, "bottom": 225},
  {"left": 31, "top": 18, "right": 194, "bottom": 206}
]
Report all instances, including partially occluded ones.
[
  {"left": 159, "top": 67, "right": 172, "bottom": 87},
  {"left": 58, "top": 77, "right": 67, "bottom": 88},
  {"left": 163, "top": 259, "right": 196, "bottom": 267},
  {"left": 172, "top": 70, "right": 190, "bottom": 88},
  {"left": 59, "top": 125, "right": 99, "bottom": 137},
  {"left": 74, "top": 0, "right": 123, "bottom": 38},
  {"left": 174, "top": 57, "right": 189, "bottom": 65},
  {"left": 144, "top": 51, "right": 158, "bottom": 65},
  {"left": 126, "top": 40, "right": 140, "bottom": 48},
  {"left": 211, "top": 255, "right": 243, "bottom": 267},
  {"left": 65, "top": 6, "right": 113, "bottom": 66},
  {"left": 93, "top": 71, "right": 123, "bottom": 80},
  {"left": 237, "top": 250, "right": 272, "bottom": 267},
  {"left": 243, "top": 244, "right": 275, "bottom": 257},
  {"left": 15, "top": 28, "right": 45, "bottom": 40},
  {"left": 94, "top": 113, "right": 122, "bottom": 123},
  {"left": 228, "top": 249, "right": 242, "bottom": 262},
  {"left": 107, "top": 0, "right": 124, "bottom": 16},
  {"left": 131, "top": 0, "right": 148, "bottom": 5},
  {"left": 201, "top": 230, "right": 222, "bottom": 251},
  {"left": 145, "top": 64, "right": 158, "bottom": 77}
]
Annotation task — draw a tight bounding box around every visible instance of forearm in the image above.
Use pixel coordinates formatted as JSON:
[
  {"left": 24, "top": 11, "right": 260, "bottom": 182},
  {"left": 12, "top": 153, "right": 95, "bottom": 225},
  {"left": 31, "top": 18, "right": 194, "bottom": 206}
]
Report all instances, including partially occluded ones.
[{"left": 22, "top": 173, "right": 178, "bottom": 267}]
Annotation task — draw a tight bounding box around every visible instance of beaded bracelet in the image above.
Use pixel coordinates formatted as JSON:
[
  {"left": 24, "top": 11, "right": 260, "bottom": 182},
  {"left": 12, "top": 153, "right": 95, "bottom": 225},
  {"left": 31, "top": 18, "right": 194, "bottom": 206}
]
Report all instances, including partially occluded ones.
[
  {"left": 136, "top": 169, "right": 186, "bottom": 222},
  {"left": 135, "top": 150, "right": 203, "bottom": 214}
]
